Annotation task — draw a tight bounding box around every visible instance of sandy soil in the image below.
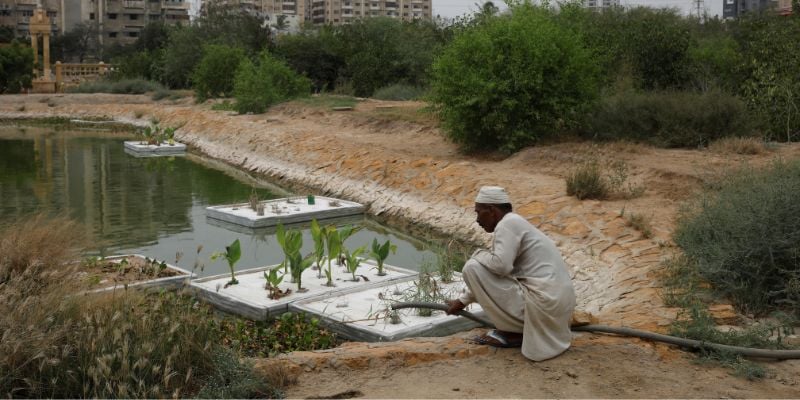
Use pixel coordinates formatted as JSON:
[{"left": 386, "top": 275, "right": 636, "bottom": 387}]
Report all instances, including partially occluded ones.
[{"left": 2, "top": 93, "right": 800, "bottom": 398}]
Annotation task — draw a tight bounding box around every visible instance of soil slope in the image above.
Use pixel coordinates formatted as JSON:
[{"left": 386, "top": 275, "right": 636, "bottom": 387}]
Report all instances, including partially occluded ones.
[{"left": 2, "top": 93, "right": 799, "bottom": 398}]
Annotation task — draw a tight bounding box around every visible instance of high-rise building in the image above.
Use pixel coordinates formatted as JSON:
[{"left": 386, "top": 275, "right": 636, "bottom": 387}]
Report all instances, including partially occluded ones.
[
  {"left": 0, "top": 0, "right": 190, "bottom": 44},
  {"left": 199, "top": 0, "right": 431, "bottom": 26},
  {"left": 0, "top": 0, "right": 61, "bottom": 38}
]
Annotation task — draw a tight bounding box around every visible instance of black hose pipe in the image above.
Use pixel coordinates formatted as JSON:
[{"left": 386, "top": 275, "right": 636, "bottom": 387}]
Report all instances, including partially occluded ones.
[{"left": 390, "top": 301, "right": 800, "bottom": 360}]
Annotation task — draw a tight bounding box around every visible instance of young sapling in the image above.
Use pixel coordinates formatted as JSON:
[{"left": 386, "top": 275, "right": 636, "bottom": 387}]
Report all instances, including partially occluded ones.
[
  {"left": 323, "top": 225, "right": 341, "bottom": 287},
  {"left": 263, "top": 266, "right": 288, "bottom": 299},
  {"left": 370, "top": 238, "right": 397, "bottom": 276},
  {"left": 288, "top": 251, "right": 315, "bottom": 292},
  {"left": 343, "top": 245, "right": 367, "bottom": 282},
  {"left": 310, "top": 219, "right": 326, "bottom": 278},
  {"left": 211, "top": 238, "right": 242, "bottom": 287}
]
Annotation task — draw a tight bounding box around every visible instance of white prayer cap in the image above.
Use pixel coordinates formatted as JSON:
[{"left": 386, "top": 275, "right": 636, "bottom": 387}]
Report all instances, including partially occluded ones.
[{"left": 475, "top": 186, "right": 511, "bottom": 204}]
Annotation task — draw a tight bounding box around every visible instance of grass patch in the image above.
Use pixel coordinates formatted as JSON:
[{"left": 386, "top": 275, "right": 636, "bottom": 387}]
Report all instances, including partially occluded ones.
[
  {"left": 566, "top": 160, "right": 608, "bottom": 200},
  {"left": 211, "top": 100, "right": 237, "bottom": 112},
  {"left": 372, "top": 84, "right": 427, "bottom": 101},
  {"left": 566, "top": 158, "right": 645, "bottom": 200},
  {"left": 709, "top": 136, "right": 769, "bottom": 155},
  {"left": 621, "top": 209, "right": 653, "bottom": 238},
  {"left": 66, "top": 78, "right": 166, "bottom": 95},
  {"left": 294, "top": 94, "right": 358, "bottom": 109},
  {"left": 0, "top": 116, "right": 137, "bottom": 132}
]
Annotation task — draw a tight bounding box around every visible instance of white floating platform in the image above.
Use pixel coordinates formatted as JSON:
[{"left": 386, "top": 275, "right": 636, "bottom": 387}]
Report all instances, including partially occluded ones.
[
  {"left": 88, "top": 254, "right": 194, "bottom": 293},
  {"left": 123, "top": 141, "right": 187, "bottom": 155},
  {"left": 205, "top": 214, "right": 365, "bottom": 236},
  {"left": 189, "top": 260, "right": 415, "bottom": 320},
  {"left": 206, "top": 196, "right": 364, "bottom": 228},
  {"left": 290, "top": 273, "right": 485, "bottom": 342}
]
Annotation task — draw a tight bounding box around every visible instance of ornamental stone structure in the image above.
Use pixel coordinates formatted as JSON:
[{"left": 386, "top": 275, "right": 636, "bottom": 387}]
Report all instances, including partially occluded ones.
[{"left": 29, "top": 4, "right": 56, "bottom": 93}]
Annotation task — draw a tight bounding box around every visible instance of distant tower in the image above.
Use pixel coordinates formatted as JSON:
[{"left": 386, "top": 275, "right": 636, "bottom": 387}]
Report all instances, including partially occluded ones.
[{"left": 693, "top": 0, "right": 705, "bottom": 19}]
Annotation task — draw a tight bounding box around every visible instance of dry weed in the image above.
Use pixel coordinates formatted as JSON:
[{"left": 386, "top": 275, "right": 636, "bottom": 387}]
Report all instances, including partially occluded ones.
[{"left": 709, "top": 137, "right": 767, "bottom": 155}]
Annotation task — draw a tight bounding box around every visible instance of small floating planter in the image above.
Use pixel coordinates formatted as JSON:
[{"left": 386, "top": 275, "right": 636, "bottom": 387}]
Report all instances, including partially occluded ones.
[
  {"left": 206, "top": 196, "right": 364, "bottom": 228},
  {"left": 123, "top": 122, "right": 186, "bottom": 156},
  {"left": 80, "top": 254, "right": 193, "bottom": 292},
  {"left": 189, "top": 260, "right": 415, "bottom": 321},
  {"left": 123, "top": 141, "right": 187, "bottom": 155},
  {"left": 290, "top": 272, "right": 485, "bottom": 342}
]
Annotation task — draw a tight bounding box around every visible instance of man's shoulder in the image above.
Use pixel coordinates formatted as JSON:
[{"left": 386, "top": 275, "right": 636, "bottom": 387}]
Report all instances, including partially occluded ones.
[{"left": 500, "top": 213, "right": 535, "bottom": 229}]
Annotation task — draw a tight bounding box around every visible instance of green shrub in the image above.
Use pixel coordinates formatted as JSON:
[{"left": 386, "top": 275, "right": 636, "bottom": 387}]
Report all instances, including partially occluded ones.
[
  {"left": 429, "top": 4, "right": 600, "bottom": 153},
  {"left": 674, "top": 160, "right": 800, "bottom": 316},
  {"left": 113, "top": 50, "right": 164, "bottom": 82},
  {"left": 233, "top": 52, "right": 311, "bottom": 114},
  {"left": 566, "top": 161, "right": 608, "bottom": 200},
  {"left": 583, "top": 90, "right": 753, "bottom": 147},
  {"left": 0, "top": 41, "right": 33, "bottom": 93},
  {"left": 192, "top": 44, "right": 246, "bottom": 102},
  {"left": 67, "top": 78, "right": 165, "bottom": 94},
  {"left": 732, "top": 14, "right": 800, "bottom": 141},
  {"left": 372, "top": 84, "right": 426, "bottom": 101}
]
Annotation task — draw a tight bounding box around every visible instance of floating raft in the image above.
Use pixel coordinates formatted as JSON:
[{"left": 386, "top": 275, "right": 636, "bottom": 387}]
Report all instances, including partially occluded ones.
[
  {"left": 189, "top": 260, "right": 416, "bottom": 320},
  {"left": 123, "top": 141, "right": 187, "bottom": 155},
  {"left": 89, "top": 254, "right": 194, "bottom": 292},
  {"left": 206, "top": 196, "right": 365, "bottom": 228},
  {"left": 291, "top": 272, "right": 485, "bottom": 342}
]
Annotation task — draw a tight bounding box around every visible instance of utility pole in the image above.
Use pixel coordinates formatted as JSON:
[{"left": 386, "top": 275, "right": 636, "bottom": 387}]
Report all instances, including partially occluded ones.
[{"left": 694, "top": 0, "right": 705, "bottom": 21}]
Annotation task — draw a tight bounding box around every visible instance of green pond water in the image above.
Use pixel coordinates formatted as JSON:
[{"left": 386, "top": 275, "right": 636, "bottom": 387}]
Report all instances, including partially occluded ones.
[{"left": 0, "top": 125, "right": 435, "bottom": 277}]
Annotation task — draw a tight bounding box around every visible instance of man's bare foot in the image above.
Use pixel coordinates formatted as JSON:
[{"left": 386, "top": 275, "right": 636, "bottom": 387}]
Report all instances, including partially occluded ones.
[{"left": 470, "top": 329, "right": 523, "bottom": 348}]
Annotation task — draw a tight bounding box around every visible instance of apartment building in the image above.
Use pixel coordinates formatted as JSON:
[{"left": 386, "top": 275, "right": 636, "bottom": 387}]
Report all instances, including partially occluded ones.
[
  {"left": 583, "top": 0, "right": 619, "bottom": 11},
  {"left": 0, "top": 0, "right": 189, "bottom": 44},
  {"left": 0, "top": 0, "right": 61, "bottom": 38},
  {"left": 722, "top": 0, "right": 782, "bottom": 17},
  {"left": 83, "top": 0, "right": 190, "bottom": 44},
  {"left": 309, "top": 0, "right": 431, "bottom": 24},
  {"left": 199, "top": 0, "right": 431, "bottom": 26}
]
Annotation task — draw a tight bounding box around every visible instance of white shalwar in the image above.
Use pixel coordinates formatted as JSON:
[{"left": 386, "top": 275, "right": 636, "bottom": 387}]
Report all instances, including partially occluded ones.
[{"left": 458, "top": 212, "right": 576, "bottom": 361}]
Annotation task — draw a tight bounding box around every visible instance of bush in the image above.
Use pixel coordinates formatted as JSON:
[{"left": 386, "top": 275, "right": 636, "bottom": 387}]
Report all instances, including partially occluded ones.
[
  {"left": 192, "top": 44, "right": 246, "bottom": 102},
  {"left": 674, "top": 161, "right": 800, "bottom": 316},
  {"left": 233, "top": 51, "right": 311, "bottom": 114},
  {"left": 0, "top": 41, "right": 33, "bottom": 93},
  {"left": 583, "top": 90, "right": 753, "bottom": 147},
  {"left": 67, "top": 78, "right": 165, "bottom": 94},
  {"left": 372, "top": 84, "right": 426, "bottom": 101},
  {"left": 274, "top": 27, "right": 345, "bottom": 93},
  {"left": 429, "top": 4, "right": 600, "bottom": 153}
]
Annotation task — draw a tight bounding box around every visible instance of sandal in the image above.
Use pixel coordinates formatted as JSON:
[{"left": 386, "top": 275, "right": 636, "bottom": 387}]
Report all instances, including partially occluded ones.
[{"left": 470, "top": 329, "right": 523, "bottom": 348}]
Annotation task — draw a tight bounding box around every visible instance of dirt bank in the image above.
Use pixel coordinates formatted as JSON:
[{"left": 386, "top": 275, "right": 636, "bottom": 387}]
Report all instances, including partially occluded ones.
[{"left": 3, "top": 93, "right": 800, "bottom": 397}]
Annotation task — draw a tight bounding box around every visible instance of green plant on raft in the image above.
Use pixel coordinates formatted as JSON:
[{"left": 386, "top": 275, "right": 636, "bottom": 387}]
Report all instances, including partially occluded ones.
[
  {"left": 263, "top": 266, "right": 286, "bottom": 299},
  {"left": 310, "top": 219, "right": 327, "bottom": 279},
  {"left": 288, "top": 251, "right": 315, "bottom": 292},
  {"left": 343, "top": 245, "right": 367, "bottom": 282},
  {"left": 275, "top": 223, "right": 302, "bottom": 276},
  {"left": 211, "top": 238, "right": 241, "bottom": 286},
  {"left": 336, "top": 224, "right": 362, "bottom": 262},
  {"left": 323, "top": 225, "right": 341, "bottom": 287},
  {"left": 370, "top": 238, "right": 397, "bottom": 276}
]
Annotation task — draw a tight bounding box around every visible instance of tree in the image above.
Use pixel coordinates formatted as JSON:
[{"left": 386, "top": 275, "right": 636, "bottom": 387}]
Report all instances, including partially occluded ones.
[
  {"left": 429, "top": 4, "right": 600, "bottom": 153},
  {"left": 192, "top": 44, "right": 246, "bottom": 101},
  {"left": 51, "top": 23, "right": 100, "bottom": 63},
  {"left": 233, "top": 51, "right": 311, "bottom": 114},
  {"left": 0, "top": 41, "right": 34, "bottom": 93}
]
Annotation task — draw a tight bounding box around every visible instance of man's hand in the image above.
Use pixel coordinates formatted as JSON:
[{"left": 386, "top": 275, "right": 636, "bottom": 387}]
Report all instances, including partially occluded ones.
[{"left": 445, "top": 299, "right": 466, "bottom": 315}]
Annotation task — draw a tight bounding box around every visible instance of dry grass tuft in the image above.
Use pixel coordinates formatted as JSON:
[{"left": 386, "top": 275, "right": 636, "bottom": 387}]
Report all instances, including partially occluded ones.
[
  {"left": 709, "top": 137, "right": 768, "bottom": 155},
  {"left": 0, "top": 213, "right": 85, "bottom": 284},
  {"left": 0, "top": 214, "right": 273, "bottom": 398}
]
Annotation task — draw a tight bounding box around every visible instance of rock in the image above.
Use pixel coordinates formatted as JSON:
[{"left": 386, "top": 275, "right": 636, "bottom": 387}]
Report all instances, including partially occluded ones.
[
  {"left": 566, "top": 371, "right": 578, "bottom": 378},
  {"left": 708, "top": 304, "right": 739, "bottom": 325},
  {"left": 571, "top": 310, "right": 599, "bottom": 326}
]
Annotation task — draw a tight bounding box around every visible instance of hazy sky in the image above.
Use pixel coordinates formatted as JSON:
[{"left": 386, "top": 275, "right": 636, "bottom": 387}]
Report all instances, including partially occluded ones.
[{"left": 433, "top": 0, "right": 509, "bottom": 19}]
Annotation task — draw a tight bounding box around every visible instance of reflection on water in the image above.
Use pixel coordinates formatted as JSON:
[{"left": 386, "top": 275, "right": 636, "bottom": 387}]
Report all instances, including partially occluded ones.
[{"left": 0, "top": 126, "right": 434, "bottom": 276}]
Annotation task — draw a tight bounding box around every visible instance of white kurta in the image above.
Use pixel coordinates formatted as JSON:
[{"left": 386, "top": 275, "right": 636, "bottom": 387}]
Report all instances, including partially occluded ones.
[{"left": 458, "top": 212, "right": 576, "bottom": 361}]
